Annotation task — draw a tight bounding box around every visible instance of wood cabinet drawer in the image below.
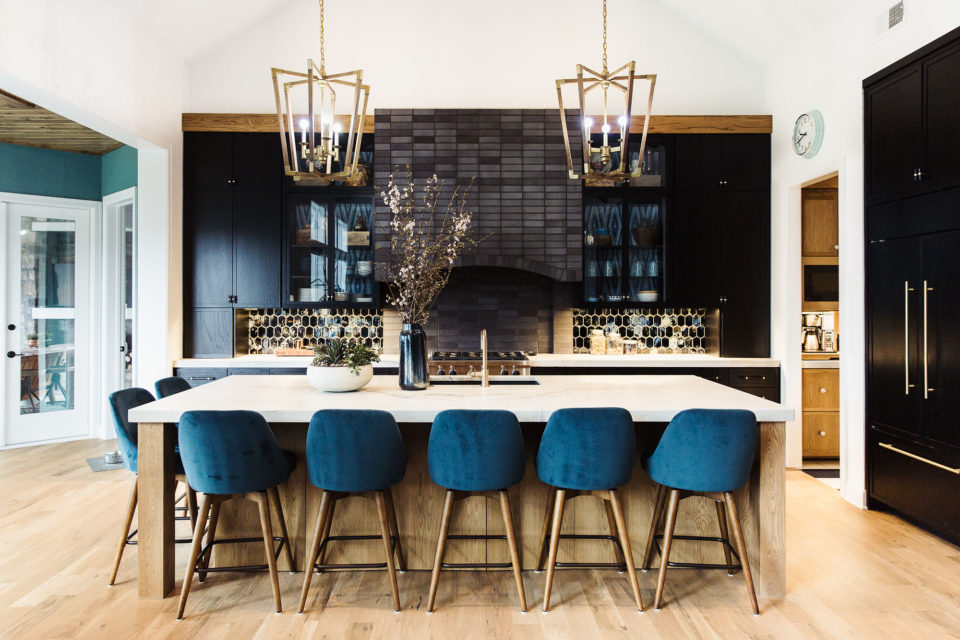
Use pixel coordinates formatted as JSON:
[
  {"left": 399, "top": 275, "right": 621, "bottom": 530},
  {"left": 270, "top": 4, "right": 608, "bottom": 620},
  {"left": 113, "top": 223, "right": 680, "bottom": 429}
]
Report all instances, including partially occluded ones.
[
  {"left": 803, "top": 412, "right": 839, "bottom": 457},
  {"left": 802, "top": 369, "right": 839, "bottom": 410}
]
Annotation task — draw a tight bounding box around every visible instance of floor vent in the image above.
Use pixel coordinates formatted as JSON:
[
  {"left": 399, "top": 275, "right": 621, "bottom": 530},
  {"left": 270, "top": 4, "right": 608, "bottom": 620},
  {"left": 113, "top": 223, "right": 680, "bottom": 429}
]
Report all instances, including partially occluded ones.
[{"left": 889, "top": 1, "right": 904, "bottom": 28}]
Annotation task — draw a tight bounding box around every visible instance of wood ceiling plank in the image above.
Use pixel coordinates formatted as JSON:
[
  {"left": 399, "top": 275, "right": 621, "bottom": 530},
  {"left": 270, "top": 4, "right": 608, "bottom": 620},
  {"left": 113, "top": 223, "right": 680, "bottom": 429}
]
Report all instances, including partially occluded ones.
[{"left": 0, "top": 90, "right": 121, "bottom": 154}]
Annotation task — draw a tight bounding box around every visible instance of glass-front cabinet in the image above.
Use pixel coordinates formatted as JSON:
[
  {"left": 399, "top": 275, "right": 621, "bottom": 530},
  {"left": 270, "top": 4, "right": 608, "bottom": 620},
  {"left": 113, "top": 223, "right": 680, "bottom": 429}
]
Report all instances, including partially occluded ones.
[
  {"left": 583, "top": 190, "right": 667, "bottom": 306},
  {"left": 284, "top": 189, "right": 377, "bottom": 307}
]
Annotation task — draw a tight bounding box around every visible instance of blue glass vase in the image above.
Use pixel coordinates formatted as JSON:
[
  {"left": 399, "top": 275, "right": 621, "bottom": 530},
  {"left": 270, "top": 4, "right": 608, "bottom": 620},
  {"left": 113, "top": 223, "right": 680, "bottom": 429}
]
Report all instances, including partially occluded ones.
[{"left": 399, "top": 323, "right": 428, "bottom": 390}]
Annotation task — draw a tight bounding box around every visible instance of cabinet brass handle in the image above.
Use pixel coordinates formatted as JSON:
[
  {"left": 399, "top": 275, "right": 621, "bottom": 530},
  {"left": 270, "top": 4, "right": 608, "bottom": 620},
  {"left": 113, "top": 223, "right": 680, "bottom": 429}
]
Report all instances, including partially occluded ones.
[
  {"left": 819, "top": 387, "right": 826, "bottom": 393},
  {"left": 923, "top": 281, "right": 932, "bottom": 399},
  {"left": 905, "top": 281, "right": 914, "bottom": 395},
  {"left": 187, "top": 376, "right": 216, "bottom": 381},
  {"left": 878, "top": 442, "right": 960, "bottom": 475},
  {"left": 818, "top": 430, "right": 826, "bottom": 436}
]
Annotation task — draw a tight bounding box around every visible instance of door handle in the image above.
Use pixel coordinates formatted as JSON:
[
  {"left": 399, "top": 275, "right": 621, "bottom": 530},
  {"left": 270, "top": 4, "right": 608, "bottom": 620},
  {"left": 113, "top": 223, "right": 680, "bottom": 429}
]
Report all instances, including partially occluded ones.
[
  {"left": 923, "top": 280, "right": 933, "bottom": 399},
  {"left": 905, "top": 281, "right": 915, "bottom": 395},
  {"left": 6, "top": 351, "right": 23, "bottom": 358},
  {"left": 878, "top": 442, "right": 959, "bottom": 475}
]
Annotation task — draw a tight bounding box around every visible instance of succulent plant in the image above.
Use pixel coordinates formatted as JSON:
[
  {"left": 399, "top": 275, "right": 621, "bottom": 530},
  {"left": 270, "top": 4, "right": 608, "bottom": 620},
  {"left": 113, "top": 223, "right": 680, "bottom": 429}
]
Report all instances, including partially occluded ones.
[{"left": 311, "top": 338, "right": 380, "bottom": 375}]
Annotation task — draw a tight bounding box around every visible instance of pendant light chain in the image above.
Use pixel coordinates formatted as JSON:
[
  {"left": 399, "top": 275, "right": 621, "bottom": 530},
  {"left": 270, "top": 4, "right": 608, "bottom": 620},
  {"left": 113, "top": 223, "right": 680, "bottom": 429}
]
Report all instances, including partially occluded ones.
[
  {"left": 318, "top": 0, "right": 326, "bottom": 75},
  {"left": 601, "top": 0, "right": 608, "bottom": 74}
]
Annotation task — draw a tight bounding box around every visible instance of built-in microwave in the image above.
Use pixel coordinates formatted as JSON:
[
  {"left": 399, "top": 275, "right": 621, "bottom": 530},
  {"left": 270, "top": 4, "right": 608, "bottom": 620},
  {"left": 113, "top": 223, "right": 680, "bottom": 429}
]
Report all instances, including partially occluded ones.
[{"left": 802, "top": 257, "right": 839, "bottom": 310}]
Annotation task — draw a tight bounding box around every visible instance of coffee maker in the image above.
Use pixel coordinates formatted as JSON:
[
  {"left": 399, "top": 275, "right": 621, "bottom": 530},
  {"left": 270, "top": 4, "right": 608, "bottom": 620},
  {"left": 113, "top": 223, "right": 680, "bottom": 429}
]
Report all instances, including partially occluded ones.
[{"left": 802, "top": 312, "right": 822, "bottom": 352}]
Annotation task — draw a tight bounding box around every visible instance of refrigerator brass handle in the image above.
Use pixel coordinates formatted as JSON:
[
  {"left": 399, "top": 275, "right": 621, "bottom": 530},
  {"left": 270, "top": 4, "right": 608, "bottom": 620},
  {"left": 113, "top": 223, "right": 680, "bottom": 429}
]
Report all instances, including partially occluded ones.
[
  {"left": 923, "top": 281, "right": 932, "bottom": 399},
  {"left": 905, "top": 281, "right": 914, "bottom": 395},
  {"left": 878, "top": 442, "right": 960, "bottom": 475}
]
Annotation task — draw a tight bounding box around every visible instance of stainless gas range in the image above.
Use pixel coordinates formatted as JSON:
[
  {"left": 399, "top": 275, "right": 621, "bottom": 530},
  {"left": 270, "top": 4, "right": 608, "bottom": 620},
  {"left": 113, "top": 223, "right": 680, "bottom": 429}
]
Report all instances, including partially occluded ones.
[{"left": 428, "top": 350, "right": 531, "bottom": 377}]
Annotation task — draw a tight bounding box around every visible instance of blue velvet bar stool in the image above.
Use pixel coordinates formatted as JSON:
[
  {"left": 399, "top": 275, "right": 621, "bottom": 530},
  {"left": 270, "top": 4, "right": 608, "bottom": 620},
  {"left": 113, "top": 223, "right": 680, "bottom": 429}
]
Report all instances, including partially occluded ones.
[
  {"left": 298, "top": 410, "right": 407, "bottom": 614},
  {"left": 155, "top": 375, "right": 192, "bottom": 399},
  {"left": 536, "top": 407, "right": 644, "bottom": 613},
  {"left": 426, "top": 409, "right": 527, "bottom": 613},
  {"left": 106, "top": 387, "right": 197, "bottom": 586},
  {"left": 175, "top": 410, "right": 296, "bottom": 619},
  {"left": 640, "top": 409, "right": 760, "bottom": 615}
]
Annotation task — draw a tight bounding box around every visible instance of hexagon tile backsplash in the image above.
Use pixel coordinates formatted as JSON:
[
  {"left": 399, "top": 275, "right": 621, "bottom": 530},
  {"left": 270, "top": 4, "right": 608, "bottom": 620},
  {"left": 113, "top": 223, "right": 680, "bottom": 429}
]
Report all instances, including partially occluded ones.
[
  {"left": 243, "top": 308, "right": 383, "bottom": 354},
  {"left": 572, "top": 308, "right": 711, "bottom": 354}
]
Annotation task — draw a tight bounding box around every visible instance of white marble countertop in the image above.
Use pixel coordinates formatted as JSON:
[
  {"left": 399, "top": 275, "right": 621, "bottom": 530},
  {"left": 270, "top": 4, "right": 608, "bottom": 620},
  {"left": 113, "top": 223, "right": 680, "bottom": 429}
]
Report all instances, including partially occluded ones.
[
  {"left": 130, "top": 374, "right": 794, "bottom": 423},
  {"left": 173, "top": 353, "right": 780, "bottom": 369}
]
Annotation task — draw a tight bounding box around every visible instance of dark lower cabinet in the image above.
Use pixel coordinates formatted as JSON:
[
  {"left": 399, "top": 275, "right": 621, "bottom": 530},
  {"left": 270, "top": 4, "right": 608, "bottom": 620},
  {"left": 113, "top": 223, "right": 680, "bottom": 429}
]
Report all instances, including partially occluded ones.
[{"left": 184, "top": 309, "right": 234, "bottom": 358}]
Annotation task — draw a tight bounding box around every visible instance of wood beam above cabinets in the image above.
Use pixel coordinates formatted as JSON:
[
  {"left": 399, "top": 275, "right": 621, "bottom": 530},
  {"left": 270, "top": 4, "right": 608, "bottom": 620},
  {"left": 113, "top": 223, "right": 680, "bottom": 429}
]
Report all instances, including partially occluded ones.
[{"left": 182, "top": 113, "right": 771, "bottom": 135}]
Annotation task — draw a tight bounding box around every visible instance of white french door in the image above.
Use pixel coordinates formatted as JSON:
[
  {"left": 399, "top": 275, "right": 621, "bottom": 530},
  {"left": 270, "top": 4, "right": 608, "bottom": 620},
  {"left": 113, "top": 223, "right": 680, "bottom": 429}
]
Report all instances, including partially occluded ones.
[{"left": 3, "top": 198, "right": 92, "bottom": 445}]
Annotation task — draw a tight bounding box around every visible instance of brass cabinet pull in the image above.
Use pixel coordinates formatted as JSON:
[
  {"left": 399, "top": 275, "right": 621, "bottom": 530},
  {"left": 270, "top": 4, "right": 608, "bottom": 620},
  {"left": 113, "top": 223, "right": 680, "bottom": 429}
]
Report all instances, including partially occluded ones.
[
  {"left": 819, "top": 387, "right": 827, "bottom": 393},
  {"left": 905, "top": 281, "right": 915, "bottom": 395},
  {"left": 923, "top": 281, "right": 933, "bottom": 399},
  {"left": 817, "top": 430, "right": 826, "bottom": 436},
  {"left": 878, "top": 442, "right": 960, "bottom": 475}
]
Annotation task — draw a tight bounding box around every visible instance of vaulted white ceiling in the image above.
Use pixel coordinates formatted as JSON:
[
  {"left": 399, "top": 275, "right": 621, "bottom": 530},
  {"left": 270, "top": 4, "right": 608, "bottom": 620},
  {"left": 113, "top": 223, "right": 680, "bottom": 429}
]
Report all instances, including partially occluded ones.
[{"left": 655, "top": 0, "right": 848, "bottom": 67}]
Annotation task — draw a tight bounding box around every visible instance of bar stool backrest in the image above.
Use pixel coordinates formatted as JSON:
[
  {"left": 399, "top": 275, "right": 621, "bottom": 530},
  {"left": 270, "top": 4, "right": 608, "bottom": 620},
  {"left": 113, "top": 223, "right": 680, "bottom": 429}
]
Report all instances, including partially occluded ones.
[
  {"left": 178, "top": 410, "right": 290, "bottom": 495},
  {"left": 155, "top": 376, "right": 192, "bottom": 399},
  {"left": 537, "top": 407, "right": 635, "bottom": 490},
  {"left": 645, "top": 409, "right": 758, "bottom": 493},
  {"left": 306, "top": 409, "right": 406, "bottom": 492},
  {"left": 107, "top": 387, "right": 156, "bottom": 473},
  {"left": 428, "top": 409, "right": 525, "bottom": 492}
]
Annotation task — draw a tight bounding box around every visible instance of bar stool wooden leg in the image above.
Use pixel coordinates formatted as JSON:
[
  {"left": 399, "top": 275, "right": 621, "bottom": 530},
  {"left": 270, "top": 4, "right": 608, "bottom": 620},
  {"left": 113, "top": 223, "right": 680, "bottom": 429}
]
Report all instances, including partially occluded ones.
[
  {"left": 256, "top": 491, "right": 282, "bottom": 614},
  {"left": 541, "top": 488, "right": 566, "bottom": 612},
  {"left": 604, "top": 499, "right": 627, "bottom": 572},
  {"left": 375, "top": 491, "right": 402, "bottom": 612},
  {"left": 384, "top": 486, "right": 406, "bottom": 572},
  {"left": 426, "top": 489, "right": 455, "bottom": 613},
  {"left": 298, "top": 490, "right": 332, "bottom": 614},
  {"left": 198, "top": 500, "right": 220, "bottom": 583},
  {"left": 724, "top": 492, "right": 759, "bottom": 615},
  {"left": 609, "top": 489, "right": 644, "bottom": 612},
  {"left": 108, "top": 477, "right": 138, "bottom": 586},
  {"left": 176, "top": 493, "right": 212, "bottom": 620},
  {"left": 498, "top": 489, "right": 528, "bottom": 612},
  {"left": 715, "top": 499, "right": 735, "bottom": 576},
  {"left": 267, "top": 487, "right": 295, "bottom": 572},
  {"left": 185, "top": 485, "right": 197, "bottom": 532},
  {"left": 317, "top": 497, "right": 337, "bottom": 568},
  {"left": 641, "top": 484, "right": 667, "bottom": 571},
  {"left": 535, "top": 490, "right": 556, "bottom": 572},
  {"left": 653, "top": 489, "right": 680, "bottom": 610}
]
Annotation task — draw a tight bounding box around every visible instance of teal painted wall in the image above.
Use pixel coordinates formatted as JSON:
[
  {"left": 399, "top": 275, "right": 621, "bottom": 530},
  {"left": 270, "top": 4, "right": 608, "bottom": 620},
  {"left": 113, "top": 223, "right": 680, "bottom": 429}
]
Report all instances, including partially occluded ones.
[
  {"left": 0, "top": 142, "right": 138, "bottom": 201},
  {"left": 0, "top": 142, "right": 101, "bottom": 201},
  {"left": 101, "top": 145, "right": 138, "bottom": 197}
]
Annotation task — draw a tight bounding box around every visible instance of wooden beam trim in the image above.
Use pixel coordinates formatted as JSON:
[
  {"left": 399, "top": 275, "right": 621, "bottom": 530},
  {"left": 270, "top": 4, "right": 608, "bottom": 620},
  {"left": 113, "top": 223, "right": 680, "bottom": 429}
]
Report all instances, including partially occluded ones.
[{"left": 182, "top": 113, "right": 772, "bottom": 134}]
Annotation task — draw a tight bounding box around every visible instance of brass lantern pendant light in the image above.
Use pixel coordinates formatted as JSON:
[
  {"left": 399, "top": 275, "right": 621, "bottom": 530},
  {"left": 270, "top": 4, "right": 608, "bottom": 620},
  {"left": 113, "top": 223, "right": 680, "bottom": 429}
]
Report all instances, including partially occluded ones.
[
  {"left": 556, "top": 0, "right": 656, "bottom": 185},
  {"left": 271, "top": 0, "right": 370, "bottom": 185}
]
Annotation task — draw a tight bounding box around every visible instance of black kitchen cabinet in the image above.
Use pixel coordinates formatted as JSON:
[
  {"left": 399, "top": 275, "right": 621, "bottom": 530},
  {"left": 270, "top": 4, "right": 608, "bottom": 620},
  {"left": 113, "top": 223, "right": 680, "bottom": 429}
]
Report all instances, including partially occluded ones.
[
  {"left": 234, "top": 191, "right": 282, "bottom": 308},
  {"left": 864, "top": 66, "right": 923, "bottom": 202},
  {"left": 183, "top": 132, "right": 283, "bottom": 356},
  {"left": 672, "top": 191, "right": 722, "bottom": 305},
  {"left": 283, "top": 188, "right": 378, "bottom": 308},
  {"left": 722, "top": 191, "right": 770, "bottom": 307},
  {"left": 720, "top": 307, "right": 770, "bottom": 358},
  {"left": 184, "top": 309, "right": 234, "bottom": 358},
  {"left": 865, "top": 26, "right": 960, "bottom": 545},
  {"left": 674, "top": 134, "right": 769, "bottom": 192},
  {"left": 184, "top": 132, "right": 282, "bottom": 191},
  {"left": 865, "top": 25, "right": 960, "bottom": 203},
  {"left": 866, "top": 236, "right": 923, "bottom": 440},
  {"left": 184, "top": 191, "right": 233, "bottom": 308}
]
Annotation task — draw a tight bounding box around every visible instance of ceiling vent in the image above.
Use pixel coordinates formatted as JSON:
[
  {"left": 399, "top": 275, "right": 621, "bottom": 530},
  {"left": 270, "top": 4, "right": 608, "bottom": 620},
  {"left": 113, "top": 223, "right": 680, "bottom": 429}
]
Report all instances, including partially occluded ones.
[{"left": 889, "top": 1, "right": 904, "bottom": 29}]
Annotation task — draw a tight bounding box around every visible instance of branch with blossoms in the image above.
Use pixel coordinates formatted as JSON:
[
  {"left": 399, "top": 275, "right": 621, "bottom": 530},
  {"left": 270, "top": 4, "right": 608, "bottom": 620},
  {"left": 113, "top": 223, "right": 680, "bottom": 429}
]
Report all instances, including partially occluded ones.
[{"left": 381, "top": 167, "right": 479, "bottom": 325}]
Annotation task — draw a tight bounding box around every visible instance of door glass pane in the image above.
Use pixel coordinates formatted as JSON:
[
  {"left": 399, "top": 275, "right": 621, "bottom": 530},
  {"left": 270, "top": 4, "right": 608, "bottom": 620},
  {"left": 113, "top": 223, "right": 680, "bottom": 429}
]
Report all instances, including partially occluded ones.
[
  {"left": 335, "top": 199, "right": 374, "bottom": 303},
  {"left": 627, "top": 200, "right": 665, "bottom": 303},
  {"left": 18, "top": 216, "right": 76, "bottom": 414},
  {"left": 290, "top": 200, "right": 329, "bottom": 302},
  {"left": 122, "top": 203, "right": 135, "bottom": 388},
  {"left": 583, "top": 196, "right": 623, "bottom": 303}
]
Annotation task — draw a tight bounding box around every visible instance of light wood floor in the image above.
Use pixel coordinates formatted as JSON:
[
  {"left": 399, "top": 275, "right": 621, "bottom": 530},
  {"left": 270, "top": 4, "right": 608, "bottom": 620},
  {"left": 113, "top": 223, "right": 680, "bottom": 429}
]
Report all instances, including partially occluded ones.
[{"left": 2, "top": 439, "right": 959, "bottom": 639}]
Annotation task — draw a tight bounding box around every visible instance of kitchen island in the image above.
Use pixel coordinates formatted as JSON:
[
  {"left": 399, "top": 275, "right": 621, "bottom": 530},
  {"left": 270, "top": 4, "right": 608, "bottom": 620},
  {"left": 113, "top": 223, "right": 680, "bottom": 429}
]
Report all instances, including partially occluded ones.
[{"left": 130, "top": 374, "right": 792, "bottom": 600}]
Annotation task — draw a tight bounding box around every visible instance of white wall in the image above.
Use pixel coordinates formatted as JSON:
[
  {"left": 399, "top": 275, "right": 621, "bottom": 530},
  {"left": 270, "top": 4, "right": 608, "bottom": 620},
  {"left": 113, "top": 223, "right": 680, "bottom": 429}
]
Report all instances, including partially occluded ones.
[
  {"left": 0, "top": 0, "right": 187, "bottom": 436},
  {"left": 764, "top": 0, "right": 960, "bottom": 506},
  {"left": 186, "top": 0, "right": 765, "bottom": 113}
]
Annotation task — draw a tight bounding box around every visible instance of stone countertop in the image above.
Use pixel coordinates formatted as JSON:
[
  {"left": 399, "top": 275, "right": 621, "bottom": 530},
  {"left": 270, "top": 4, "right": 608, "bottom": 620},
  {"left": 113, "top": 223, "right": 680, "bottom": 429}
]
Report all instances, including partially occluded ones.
[
  {"left": 131, "top": 373, "right": 794, "bottom": 424},
  {"left": 173, "top": 353, "right": 781, "bottom": 369}
]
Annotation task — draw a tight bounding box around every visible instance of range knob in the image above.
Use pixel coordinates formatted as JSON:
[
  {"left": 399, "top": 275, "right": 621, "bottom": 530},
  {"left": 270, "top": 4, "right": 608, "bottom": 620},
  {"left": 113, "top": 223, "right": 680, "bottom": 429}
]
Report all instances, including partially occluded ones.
[
  {"left": 449, "top": 366, "right": 458, "bottom": 375},
  {"left": 500, "top": 366, "right": 509, "bottom": 376},
  {"left": 511, "top": 365, "right": 520, "bottom": 375},
  {"left": 436, "top": 366, "right": 445, "bottom": 376}
]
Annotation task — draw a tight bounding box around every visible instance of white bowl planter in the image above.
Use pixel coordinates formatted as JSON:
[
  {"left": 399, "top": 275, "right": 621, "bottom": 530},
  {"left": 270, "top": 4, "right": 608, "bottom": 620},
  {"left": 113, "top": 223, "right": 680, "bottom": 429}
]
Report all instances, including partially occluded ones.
[{"left": 306, "top": 364, "right": 374, "bottom": 392}]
